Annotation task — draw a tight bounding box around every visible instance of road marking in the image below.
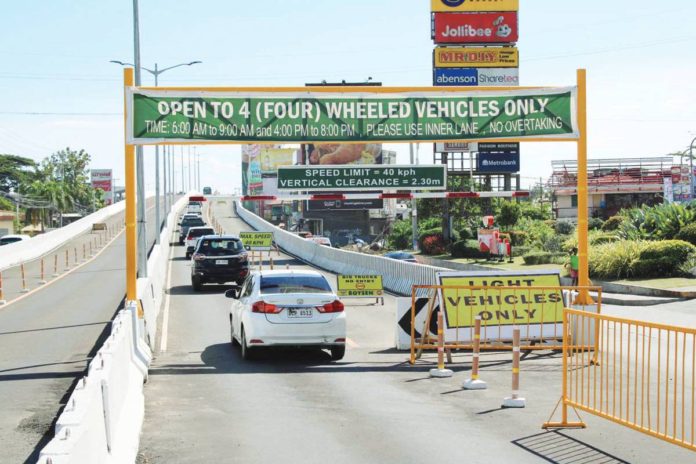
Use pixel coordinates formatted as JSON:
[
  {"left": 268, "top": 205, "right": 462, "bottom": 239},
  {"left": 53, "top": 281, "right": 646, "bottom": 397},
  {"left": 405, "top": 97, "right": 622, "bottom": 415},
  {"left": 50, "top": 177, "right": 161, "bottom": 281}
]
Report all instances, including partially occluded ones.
[
  {"left": 159, "top": 233, "right": 177, "bottom": 353},
  {"left": 346, "top": 337, "right": 359, "bottom": 348}
]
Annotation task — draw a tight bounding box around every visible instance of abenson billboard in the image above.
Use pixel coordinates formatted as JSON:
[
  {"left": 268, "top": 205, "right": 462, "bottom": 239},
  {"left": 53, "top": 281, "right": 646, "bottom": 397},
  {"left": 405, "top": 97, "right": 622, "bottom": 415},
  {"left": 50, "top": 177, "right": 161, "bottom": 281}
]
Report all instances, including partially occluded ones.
[
  {"left": 434, "top": 68, "right": 519, "bottom": 86},
  {"left": 433, "top": 12, "right": 518, "bottom": 44}
]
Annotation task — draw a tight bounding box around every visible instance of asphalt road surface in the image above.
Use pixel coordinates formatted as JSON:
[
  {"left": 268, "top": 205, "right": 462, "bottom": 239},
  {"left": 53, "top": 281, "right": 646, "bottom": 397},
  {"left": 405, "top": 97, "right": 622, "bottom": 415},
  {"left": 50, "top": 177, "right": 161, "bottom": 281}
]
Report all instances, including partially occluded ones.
[
  {"left": 0, "top": 196, "right": 168, "bottom": 463},
  {"left": 138, "top": 199, "right": 696, "bottom": 464}
]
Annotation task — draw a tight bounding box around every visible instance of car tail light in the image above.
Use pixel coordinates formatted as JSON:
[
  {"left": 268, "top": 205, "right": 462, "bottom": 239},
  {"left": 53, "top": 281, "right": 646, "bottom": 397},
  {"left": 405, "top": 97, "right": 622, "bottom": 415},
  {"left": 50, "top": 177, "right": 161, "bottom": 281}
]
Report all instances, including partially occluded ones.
[
  {"left": 193, "top": 254, "right": 206, "bottom": 261},
  {"left": 239, "top": 268, "right": 249, "bottom": 277},
  {"left": 251, "top": 301, "right": 280, "bottom": 314},
  {"left": 318, "top": 300, "right": 344, "bottom": 313},
  {"left": 239, "top": 254, "right": 248, "bottom": 263}
]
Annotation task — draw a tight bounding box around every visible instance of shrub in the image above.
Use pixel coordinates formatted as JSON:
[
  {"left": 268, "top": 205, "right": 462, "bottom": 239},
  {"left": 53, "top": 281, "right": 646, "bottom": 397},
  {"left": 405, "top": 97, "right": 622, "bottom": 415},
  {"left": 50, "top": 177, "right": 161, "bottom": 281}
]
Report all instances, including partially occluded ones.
[
  {"left": 540, "top": 234, "right": 566, "bottom": 253},
  {"left": 451, "top": 239, "right": 487, "bottom": 259},
  {"left": 589, "top": 217, "right": 604, "bottom": 230},
  {"left": 508, "top": 230, "right": 527, "bottom": 246},
  {"left": 675, "top": 222, "right": 696, "bottom": 246},
  {"left": 679, "top": 251, "right": 696, "bottom": 277},
  {"left": 631, "top": 240, "right": 696, "bottom": 278},
  {"left": 618, "top": 202, "right": 696, "bottom": 240},
  {"left": 555, "top": 220, "right": 575, "bottom": 235},
  {"left": 419, "top": 217, "right": 441, "bottom": 230},
  {"left": 511, "top": 246, "right": 531, "bottom": 257},
  {"left": 457, "top": 227, "right": 473, "bottom": 241},
  {"left": 388, "top": 220, "right": 412, "bottom": 250},
  {"left": 522, "top": 251, "right": 566, "bottom": 265},
  {"left": 519, "top": 201, "right": 552, "bottom": 221},
  {"left": 498, "top": 201, "right": 521, "bottom": 228},
  {"left": 422, "top": 234, "right": 446, "bottom": 255},
  {"left": 588, "top": 240, "right": 646, "bottom": 280},
  {"left": 418, "top": 227, "right": 443, "bottom": 250},
  {"left": 601, "top": 215, "right": 624, "bottom": 231},
  {"left": 516, "top": 217, "right": 555, "bottom": 249}
]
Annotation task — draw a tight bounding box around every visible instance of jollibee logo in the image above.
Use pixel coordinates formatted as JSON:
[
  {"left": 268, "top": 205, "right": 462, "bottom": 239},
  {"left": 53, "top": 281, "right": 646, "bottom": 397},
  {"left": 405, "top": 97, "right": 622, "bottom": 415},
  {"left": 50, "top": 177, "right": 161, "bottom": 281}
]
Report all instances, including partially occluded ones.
[
  {"left": 494, "top": 16, "right": 512, "bottom": 38},
  {"left": 442, "top": 0, "right": 466, "bottom": 6}
]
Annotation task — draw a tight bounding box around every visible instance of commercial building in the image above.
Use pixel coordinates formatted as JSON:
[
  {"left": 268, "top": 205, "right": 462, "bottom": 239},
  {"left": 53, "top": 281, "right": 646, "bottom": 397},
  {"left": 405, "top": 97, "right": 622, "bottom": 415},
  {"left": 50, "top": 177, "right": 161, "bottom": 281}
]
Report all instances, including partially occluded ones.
[{"left": 549, "top": 157, "right": 690, "bottom": 219}]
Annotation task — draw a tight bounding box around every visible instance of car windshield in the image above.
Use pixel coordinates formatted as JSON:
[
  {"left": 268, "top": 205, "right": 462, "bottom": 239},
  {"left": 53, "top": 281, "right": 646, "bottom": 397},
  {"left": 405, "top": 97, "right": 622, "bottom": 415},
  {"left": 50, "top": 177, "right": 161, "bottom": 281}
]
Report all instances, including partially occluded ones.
[
  {"left": 197, "top": 239, "right": 243, "bottom": 256},
  {"left": 0, "top": 237, "right": 22, "bottom": 245},
  {"left": 260, "top": 275, "right": 332, "bottom": 294},
  {"left": 188, "top": 228, "right": 214, "bottom": 237}
]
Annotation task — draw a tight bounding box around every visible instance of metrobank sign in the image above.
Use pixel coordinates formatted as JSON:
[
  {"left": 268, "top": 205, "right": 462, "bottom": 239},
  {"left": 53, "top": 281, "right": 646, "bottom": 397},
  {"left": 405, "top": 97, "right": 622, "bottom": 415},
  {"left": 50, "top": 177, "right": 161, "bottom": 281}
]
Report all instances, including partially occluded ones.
[{"left": 127, "top": 86, "right": 575, "bottom": 144}]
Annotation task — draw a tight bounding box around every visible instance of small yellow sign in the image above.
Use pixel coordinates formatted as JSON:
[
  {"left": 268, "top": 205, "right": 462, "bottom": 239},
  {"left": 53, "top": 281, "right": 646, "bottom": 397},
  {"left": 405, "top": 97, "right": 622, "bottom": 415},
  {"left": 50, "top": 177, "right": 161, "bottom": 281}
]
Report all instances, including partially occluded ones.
[
  {"left": 337, "top": 275, "right": 384, "bottom": 297},
  {"left": 438, "top": 272, "right": 564, "bottom": 328},
  {"left": 434, "top": 46, "right": 519, "bottom": 68},
  {"left": 431, "top": 0, "right": 519, "bottom": 12},
  {"left": 239, "top": 232, "right": 274, "bottom": 251}
]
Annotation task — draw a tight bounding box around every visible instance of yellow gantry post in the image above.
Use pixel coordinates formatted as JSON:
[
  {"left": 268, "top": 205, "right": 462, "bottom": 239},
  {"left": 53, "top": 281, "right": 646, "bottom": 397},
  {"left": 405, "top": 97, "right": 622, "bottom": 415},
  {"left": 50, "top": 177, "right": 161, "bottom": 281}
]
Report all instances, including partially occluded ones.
[
  {"left": 123, "top": 68, "right": 138, "bottom": 305},
  {"left": 574, "top": 68, "right": 593, "bottom": 305}
]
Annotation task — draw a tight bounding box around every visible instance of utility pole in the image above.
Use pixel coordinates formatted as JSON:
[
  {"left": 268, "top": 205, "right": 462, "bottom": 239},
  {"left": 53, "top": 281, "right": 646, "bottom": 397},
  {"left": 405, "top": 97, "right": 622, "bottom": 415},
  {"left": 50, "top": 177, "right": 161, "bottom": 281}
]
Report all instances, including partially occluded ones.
[
  {"left": 409, "top": 143, "right": 418, "bottom": 251},
  {"left": 180, "top": 146, "right": 185, "bottom": 193},
  {"left": 132, "top": 0, "right": 148, "bottom": 277}
]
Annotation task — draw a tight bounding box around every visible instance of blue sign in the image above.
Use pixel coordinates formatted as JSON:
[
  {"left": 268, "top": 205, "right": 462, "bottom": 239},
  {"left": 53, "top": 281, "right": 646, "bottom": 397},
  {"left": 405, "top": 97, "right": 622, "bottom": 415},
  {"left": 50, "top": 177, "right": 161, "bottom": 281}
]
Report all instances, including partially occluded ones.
[
  {"left": 441, "top": 0, "right": 466, "bottom": 6},
  {"left": 433, "top": 68, "right": 478, "bottom": 86},
  {"left": 477, "top": 143, "right": 520, "bottom": 173}
]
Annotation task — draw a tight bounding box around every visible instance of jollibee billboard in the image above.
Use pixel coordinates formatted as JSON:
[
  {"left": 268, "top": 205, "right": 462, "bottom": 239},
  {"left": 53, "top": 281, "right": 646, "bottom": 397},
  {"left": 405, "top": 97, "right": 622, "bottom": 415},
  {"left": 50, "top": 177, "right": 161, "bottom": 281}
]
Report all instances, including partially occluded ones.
[{"left": 433, "top": 12, "right": 518, "bottom": 44}]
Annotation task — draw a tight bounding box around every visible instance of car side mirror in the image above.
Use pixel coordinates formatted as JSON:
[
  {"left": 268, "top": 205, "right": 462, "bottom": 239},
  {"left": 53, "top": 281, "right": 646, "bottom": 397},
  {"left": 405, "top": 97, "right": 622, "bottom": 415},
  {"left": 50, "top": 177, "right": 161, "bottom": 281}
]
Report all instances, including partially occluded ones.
[{"left": 225, "top": 286, "right": 241, "bottom": 299}]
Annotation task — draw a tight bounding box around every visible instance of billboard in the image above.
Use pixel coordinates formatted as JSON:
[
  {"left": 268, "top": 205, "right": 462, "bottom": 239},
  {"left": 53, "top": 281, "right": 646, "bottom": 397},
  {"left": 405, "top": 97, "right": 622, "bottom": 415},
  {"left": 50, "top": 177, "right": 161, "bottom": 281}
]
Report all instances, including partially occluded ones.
[
  {"left": 477, "top": 143, "right": 520, "bottom": 173},
  {"left": 90, "top": 169, "right": 113, "bottom": 204},
  {"left": 431, "top": 0, "right": 519, "bottom": 12},
  {"left": 242, "top": 145, "right": 263, "bottom": 194},
  {"left": 433, "top": 12, "right": 518, "bottom": 44},
  {"left": 306, "top": 143, "right": 382, "bottom": 165},
  {"left": 258, "top": 147, "right": 295, "bottom": 174},
  {"left": 434, "top": 142, "right": 478, "bottom": 152},
  {"left": 434, "top": 46, "right": 518, "bottom": 68},
  {"left": 433, "top": 68, "right": 519, "bottom": 86},
  {"left": 305, "top": 198, "right": 384, "bottom": 211},
  {"left": 277, "top": 165, "right": 446, "bottom": 191}
]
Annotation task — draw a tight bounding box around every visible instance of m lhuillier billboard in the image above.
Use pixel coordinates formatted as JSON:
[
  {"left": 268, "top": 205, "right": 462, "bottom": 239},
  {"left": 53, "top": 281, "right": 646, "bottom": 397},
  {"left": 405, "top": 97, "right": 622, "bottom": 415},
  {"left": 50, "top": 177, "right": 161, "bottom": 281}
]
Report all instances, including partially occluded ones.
[{"left": 433, "top": 12, "right": 518, "bottom": 44}]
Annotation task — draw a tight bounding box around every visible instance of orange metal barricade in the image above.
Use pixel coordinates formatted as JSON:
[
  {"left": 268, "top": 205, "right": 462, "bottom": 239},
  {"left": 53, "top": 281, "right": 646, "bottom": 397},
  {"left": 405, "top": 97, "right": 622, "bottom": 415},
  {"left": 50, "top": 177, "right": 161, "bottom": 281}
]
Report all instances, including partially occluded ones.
[
  {"left": 409, "top": 285, "right": 601, "bottom": 364},
  {"left": 544, "top": 308, "right": 696, "bottom": 453}
]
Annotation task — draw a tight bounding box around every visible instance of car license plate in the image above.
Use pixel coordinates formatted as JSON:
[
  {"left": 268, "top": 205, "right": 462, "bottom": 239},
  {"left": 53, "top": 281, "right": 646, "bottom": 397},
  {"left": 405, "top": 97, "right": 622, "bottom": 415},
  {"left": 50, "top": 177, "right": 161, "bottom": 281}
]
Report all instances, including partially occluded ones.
[
  {"left": 287, "top": 308, "right": 313, "bottom": 318},
  {"left": 215, "top": 259, "right": 228, "bottom": 265}
]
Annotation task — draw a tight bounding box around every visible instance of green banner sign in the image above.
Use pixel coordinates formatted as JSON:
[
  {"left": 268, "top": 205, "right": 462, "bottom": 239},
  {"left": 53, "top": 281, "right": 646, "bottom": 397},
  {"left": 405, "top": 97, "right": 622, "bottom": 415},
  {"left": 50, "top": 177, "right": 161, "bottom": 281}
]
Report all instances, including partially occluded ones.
[
  {"left": 126, "top": 87, "right": 578, "bottom": 144},
  {"left": 277, "top": 165, "right": 446, "bottom": 191}
]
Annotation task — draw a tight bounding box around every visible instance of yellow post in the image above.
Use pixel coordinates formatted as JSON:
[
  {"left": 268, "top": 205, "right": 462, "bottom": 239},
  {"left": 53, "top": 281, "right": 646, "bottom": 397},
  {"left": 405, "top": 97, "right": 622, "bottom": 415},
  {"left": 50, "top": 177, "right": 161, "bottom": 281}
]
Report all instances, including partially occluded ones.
[
  {"left": 574, "top": 69, "right": 593, "bottom": 305},
  {"left": 124, "top": 68, "right": 138, "bottom": 305}
]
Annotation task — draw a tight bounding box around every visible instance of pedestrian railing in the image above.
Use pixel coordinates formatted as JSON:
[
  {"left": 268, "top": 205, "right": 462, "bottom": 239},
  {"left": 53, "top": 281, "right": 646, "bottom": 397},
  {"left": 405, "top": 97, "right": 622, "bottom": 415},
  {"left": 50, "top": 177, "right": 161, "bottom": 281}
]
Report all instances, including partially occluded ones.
[{"left": 544, "top": 308, "right": 696, "bottom": 453}]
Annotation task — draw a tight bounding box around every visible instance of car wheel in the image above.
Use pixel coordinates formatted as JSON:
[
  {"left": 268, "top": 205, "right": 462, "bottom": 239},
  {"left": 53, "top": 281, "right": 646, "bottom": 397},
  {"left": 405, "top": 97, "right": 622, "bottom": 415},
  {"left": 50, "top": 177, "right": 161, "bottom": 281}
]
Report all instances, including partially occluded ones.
[
  {"left": 240, "top": 327, "right": 255, "bottom": 361},
  {"left": 185, "top": 252, "right": 191, "bottom": 259},
  {"left": 330, "top": 345, "right": 345, "bottom": 361},
  {"left": 191, "top": 277, "right": 202, "bottom": 292},
  {"left": 230, "top": 318, "right": 239, "bottom": 346}
]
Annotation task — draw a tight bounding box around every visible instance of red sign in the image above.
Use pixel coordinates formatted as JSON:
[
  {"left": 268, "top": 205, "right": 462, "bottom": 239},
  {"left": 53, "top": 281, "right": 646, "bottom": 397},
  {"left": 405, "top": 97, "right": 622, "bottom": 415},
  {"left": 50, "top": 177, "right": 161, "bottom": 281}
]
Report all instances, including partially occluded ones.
[{"left": 433, "top": 12, "right": 518, "bottom": 44}]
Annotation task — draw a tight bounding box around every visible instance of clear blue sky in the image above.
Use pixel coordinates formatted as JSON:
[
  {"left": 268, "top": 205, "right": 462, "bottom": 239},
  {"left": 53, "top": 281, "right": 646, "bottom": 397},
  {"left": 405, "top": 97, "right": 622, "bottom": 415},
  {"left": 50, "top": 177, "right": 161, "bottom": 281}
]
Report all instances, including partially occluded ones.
[{"left": 1, "top": 0, "right": 695, "bottom": 192}]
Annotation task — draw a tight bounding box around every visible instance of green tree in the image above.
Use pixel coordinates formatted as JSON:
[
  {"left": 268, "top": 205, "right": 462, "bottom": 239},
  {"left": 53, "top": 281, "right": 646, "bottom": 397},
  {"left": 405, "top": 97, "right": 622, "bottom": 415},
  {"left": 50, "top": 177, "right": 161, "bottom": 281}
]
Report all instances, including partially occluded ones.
[
  {"left": 0, "top": 154, "right": 36, "bottom": 193},
  {"left": 498, "top": 201, "right": 521, "bottom": 229}
]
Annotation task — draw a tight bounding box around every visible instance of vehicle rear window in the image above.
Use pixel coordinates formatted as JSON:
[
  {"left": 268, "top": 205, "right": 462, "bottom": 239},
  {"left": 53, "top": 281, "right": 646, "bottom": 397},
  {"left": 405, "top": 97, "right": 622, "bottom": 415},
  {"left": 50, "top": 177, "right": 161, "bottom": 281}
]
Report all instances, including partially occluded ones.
[
  {"left": 260, "top": 275, "right": 332, "bottom": 294},
  {"left": 188, "top": 228, "right": 214, "bottom": 237},
  {"left": 182, "top": 219, "right": 205, "bottom": 227},
  {"left": 197, "top": 239, "right": 244, "bottom": 256},
  {"left": 0, "top": 237, "right": 22, "bottom": 245}
]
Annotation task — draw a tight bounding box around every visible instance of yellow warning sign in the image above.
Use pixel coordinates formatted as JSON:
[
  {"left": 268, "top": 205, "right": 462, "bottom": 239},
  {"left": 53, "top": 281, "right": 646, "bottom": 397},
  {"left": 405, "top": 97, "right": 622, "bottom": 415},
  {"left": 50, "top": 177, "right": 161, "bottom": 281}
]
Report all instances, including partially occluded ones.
[
  {"left": 239, "top": 232, "right": 274, "bottom": 251},
  {"left": 337, "top": 275, "right": 383, "bottom": 297},
  {"left": 437, "top": 272, "right": 564, "bottom": 328}
]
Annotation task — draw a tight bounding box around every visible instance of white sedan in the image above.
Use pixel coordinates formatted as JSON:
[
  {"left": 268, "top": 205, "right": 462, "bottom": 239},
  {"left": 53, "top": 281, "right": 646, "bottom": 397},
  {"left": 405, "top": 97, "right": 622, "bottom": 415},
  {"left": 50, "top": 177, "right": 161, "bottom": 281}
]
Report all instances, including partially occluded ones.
[{"left": 227, "top": 270, "right": 346, "bottom": 361}]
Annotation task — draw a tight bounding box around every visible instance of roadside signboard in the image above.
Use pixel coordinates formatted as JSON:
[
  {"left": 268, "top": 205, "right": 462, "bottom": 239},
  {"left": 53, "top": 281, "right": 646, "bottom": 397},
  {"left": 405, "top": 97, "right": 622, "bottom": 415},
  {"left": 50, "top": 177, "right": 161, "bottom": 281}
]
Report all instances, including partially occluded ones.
[
  {"left": 434, "top": 142, "right": 478, "bottom": 153},
  {"left": 127, "top": 87, "right": 577, "bottom": 144},
  {"left": 434, "top": 46, "right": 518, "bottom": 68},
  {"left": 305, "top": 198, "right": 384, "bottom": 211},
  {"left": 337, "top": 275, "right": 384, "bottom": 297},
  {"left": 258, "top": 147, "right": 295, "bottom": 174},
  {"left": 90, "top": 169, "right": 113, "bottom": 205},
  {"left": 433, "top": 67, "right": 519, "bottom": 86},
  {"left": 239, "top": 231, "right": 274, "bottom": 251},
  {"left": 476, "top": 142, "right": 520, "bottom": 173},
  {"left": 436, "top": 271, "right": 565, "bottom": 342},
  {"left": 431, "top": 0, "right": 519, "bottom": 12},
  {"left": 277, "top": 165, "right": 447, "bottom": 191},
  {"left": 433, "top": 12, "right": 518, "bottom": 44}
]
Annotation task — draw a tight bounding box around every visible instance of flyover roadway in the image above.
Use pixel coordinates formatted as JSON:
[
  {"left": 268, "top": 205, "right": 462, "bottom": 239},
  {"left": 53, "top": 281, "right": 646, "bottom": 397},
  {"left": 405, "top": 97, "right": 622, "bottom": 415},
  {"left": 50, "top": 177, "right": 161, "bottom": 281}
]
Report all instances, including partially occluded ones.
[
  {"left": 0, "top": 196, "right": 170, "bottom": 463},
  {"left": 138, "top": 199, "right": 695, "bottom": 463}
]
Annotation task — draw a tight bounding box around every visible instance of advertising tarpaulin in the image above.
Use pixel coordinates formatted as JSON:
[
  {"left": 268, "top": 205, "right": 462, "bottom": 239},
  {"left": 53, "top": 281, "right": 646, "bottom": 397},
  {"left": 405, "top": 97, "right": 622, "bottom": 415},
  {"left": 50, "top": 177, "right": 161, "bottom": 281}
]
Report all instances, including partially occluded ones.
[
  {"left": 436, "top": 271, "right": 565, "bottom": 342},
  {"left": 90, "top": 169, "right": 113, "bottom": 191},
  {"left": 433, "top": 12, "right": 518, "bottom": 44},
  {"left": 258, "top": 147, "right": 295, "bottom": 173},
  {"left": 433, "top": 68, "right": 519, "bottom": 86},
  {"left": 476, "top": 142, "right": 520, "bottom": 173},
  {"left": 431, "top": 0, "right": 519, "bottom": 12},
  {"left": 127, "top": 87, "right": 578, "bottom": 143},
  {"left": 434, "top": 46, "right": 519, "bottom": 68},
  {"left": 434, "top": 142, "right": 478, "bottom": 152},
  {"left": 306, "top": 143, "right": 382, "bottom": 165},
  {"left": 305, "top": 197, "right": 384, "bottom": 211}
]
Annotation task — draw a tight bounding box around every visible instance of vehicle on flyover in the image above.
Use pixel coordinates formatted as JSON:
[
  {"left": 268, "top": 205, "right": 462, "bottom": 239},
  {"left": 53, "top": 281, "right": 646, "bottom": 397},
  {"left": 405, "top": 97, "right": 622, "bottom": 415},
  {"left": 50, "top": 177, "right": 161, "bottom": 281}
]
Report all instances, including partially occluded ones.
[
  {"left": 0, "top": 234, "right": 31, "bottom": 246},
  {"left": 191, "top": 235, "right": 249, "bottom": 291},
  {"left": 179, "top": 215, "right": 206, "bottom": 244},
  {"left": 202, "top": 186, "right": 212, "bottom": 195},
  {"left": 226, "top": 269, "right": 346, "bottom": 361},
  {"left": 185, "top": 226, "right": 216, "bottom": 259}
]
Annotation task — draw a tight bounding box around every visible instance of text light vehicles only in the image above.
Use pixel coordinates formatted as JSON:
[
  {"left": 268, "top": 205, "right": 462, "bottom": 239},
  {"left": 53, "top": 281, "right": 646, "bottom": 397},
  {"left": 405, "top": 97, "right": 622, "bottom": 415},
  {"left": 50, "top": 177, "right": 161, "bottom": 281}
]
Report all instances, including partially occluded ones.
[{"left": 227, "top": 270, "right": 346, "bottom": 361}]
